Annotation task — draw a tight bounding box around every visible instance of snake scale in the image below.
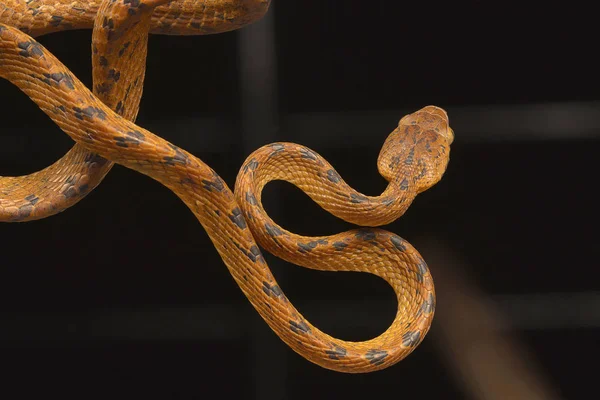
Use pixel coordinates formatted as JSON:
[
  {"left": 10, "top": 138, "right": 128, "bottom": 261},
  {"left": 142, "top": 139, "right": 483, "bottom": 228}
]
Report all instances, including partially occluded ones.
[{"left": 0, "top": 0, "right": 453, "bottom": 373}]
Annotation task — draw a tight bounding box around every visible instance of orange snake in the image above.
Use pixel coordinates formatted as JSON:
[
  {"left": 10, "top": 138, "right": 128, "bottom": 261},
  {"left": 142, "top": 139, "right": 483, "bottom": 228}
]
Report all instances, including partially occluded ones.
[{"left": 0, "top": 0, "right": 453, "bottom": 372}]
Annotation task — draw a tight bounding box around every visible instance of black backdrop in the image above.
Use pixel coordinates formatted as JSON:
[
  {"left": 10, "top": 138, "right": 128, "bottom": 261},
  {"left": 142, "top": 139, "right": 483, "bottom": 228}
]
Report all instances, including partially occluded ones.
[{"left": 0, "top": 1, "right": 597, "bottom": 399}]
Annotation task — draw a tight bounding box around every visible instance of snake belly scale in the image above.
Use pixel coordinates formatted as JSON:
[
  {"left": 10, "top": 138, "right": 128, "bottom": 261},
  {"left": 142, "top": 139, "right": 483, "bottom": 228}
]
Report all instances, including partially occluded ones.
[{"left": 0, "top": 0, "right": 453, "bottom": 373}]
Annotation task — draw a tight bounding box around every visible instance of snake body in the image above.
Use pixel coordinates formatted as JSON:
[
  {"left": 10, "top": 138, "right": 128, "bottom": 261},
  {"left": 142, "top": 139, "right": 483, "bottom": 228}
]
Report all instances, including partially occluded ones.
[{"left": 0, "top": 0, "right": 453, "bottom": 372}]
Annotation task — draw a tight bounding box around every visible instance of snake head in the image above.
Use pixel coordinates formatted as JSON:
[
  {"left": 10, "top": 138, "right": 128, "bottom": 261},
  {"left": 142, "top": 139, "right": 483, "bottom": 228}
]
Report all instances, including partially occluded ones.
[{"left": 377, "top": 106, "right": 454, "bottom": 193}]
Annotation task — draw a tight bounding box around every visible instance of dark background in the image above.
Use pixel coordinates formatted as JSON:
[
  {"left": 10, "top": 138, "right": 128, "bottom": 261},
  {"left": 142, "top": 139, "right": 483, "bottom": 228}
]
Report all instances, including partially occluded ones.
[{"left": 0, "top": 1, "right": 597, "bottom": 399}]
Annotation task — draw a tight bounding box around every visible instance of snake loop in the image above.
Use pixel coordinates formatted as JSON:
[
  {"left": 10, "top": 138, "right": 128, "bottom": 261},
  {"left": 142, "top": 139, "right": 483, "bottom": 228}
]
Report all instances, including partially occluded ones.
[{"left": 0, "top": 0, "right": 453, "bottom": 373}]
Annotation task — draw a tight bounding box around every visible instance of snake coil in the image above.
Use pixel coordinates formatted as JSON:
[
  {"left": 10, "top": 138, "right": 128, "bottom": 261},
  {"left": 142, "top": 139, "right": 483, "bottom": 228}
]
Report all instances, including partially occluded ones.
[{"left": 0, "top": 0, "right": 453, "bottom": 373}]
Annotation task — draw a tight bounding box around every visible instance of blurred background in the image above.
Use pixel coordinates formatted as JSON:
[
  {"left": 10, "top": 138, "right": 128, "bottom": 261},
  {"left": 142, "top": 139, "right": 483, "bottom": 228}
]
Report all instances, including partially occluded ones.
[{"left": 0, "top": 1, "right": 597, "bottom": 399}]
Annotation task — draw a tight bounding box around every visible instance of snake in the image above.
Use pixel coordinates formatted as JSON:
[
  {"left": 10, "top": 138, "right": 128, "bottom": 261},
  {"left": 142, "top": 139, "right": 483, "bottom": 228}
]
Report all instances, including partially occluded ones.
[{"left": 0, "top": 0, "right": 453, "bottom": 373}]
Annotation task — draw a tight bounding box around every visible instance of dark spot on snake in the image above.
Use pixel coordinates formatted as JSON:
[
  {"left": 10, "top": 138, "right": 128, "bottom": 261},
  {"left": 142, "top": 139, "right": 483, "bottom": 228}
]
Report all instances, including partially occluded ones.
[
  {"left": 333, "top": 241, "right": 347, "bottom": 250},
  {"left": 365, "top": 349, "right": 388, "bottom": 366},
  {"left": 115, "top": 101, "right": 124, "bottom": 115},
  {"left": 89, "top": 108, "right": 105, "bottom": 119},
  {"left": 243, "top": 159, "right": 259, "bottom": 173},
  {"left": 15, "top": 204, "right": 33, "bottom": 220},
  {"left": 57, "top": 105, "right": 66, "bottom": 112},
  {"left": 73, "top": 108, "right": 84, "bottom": 120},
  {"left": 102, "top": 17, "right": 114, "bottom": 29},
  {"left": 229, "top": 207, "right": 247, "bottom": 229},
  {"left": 327, "top": 169, "right": 341, "bottom": 183},
  {"left": 95, "top": 82, "right": 112, "bottom": 95},
  {"left": 127, "top": 7, "right": 137, "bottom": 16},
  {"left": 163, "top": 145, "right": 188, "bottom": 166},
  {"left": 162, "top": 155, "right": 184, "bottom": 165},
  {"left": 317, "top": 239, "right": 328, "bottom": 245},
  {"left": 246, "top": 192, "right": 258, "bottom": 206},
  {"left": 290, "top": 320, "right": 310, "bottom": 334},
  {"left": 79, "top": 184, "right": 89, "bottom": 194},
  {"left": 415, "top": 165, "right": 428, "bottom": 181},
  {"left": 231, "top": 241, "right": 261, "bottom": 262},
  {"left": 99, "top": 56, "right": 108, "bottom": 67},
  {"left": 43, "top": 72, "right": 74, "bottom": 90},
  {"left": 297, "top": 242, "right": 317, "bottom": 253},
  {"left": 249, "top": 245, "right": 262, "bottom": 262},
  {"left": 18, "top": 41, "right": 43, "bottom": 58},
  {"left": 268, "top": 143, "right": 285, "bottom": 158},
  {"left": 425, "top": 142, "right": 432, "bottom": 152},
  {"left": 262, "top": 281, "right": 283, "bottom": 298},
  {"left": 415, "top": 271, "right": 424, "bottom": 284},
  {"left": 421, "top": 293, "right": 435, "bottom": 315},
  {"left": 405, "top": 147, "right": 415, "bottom": 165},
  {"left": 84, "top": 153, "right": 107, "bottom": 166},
  {"left": 118, "top": 42, "right": 131, "bottom": 57},
  {"left": 63, "top": 186, "right": 77, "bottom": 199},
  {"left": 49, "top": 15, "right": 64, "bottom": 27},
  {"left": 108, "top": 69, "right": 121, "bottom": 82},
  {"left": 25, "top": 194, "right": 39, "bottom": 205},
  {"left": 191, "top": 22, "right": 201, "bottom": 29},
  {"left": 382, "top": 197, "right": 394, "bottom": 206},
  {"left": 417, "top": 259, "right": 428, "bottom": 275},
  {"left": 265, "top": 223, "right": 283, "bottom": 237},
  {"left": 389, "top": 155, "right": 400, "bottom": 169},
  {"left": 326, "top": 345, "right": 347, "bottom": 360},
  {"left": 350, "top": 193, "right": 368, "bottom": 204},
  {"left": 390, "top": 236, "right": 407, "bottom": 252},
  {"left": 355, "top": 229, "right": 376, "bottom": 241},
  {"left": 73, "top": 106, "right": 106, "bottom": 121},
  {"left": 271, "top": 285, "right": 282, "bottom": 296},
  {"left": 115, "top": 131, "right": 144, "bottom": 147},
  {"left": 31, "top": 73, "right": 53, "bottom": 87},
  {"left": 299, "top": 148, "right": 318, "bottom": 161},
  {"left": 107, "top": 29, "right": 120, "bottom": 42},
  {"left": 202, "top": 177, "right": 224, "bottom": 192},
  {"left": 402, "top": 330, "right": 421, "bottom": 347},
  {"left": 399, "top": 178, "right": 409, "bottom": 190}
]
